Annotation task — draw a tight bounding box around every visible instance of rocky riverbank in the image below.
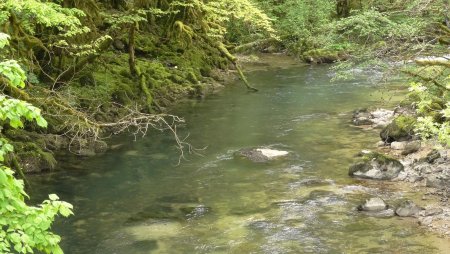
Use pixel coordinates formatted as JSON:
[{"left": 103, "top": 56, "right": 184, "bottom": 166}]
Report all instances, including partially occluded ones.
[{"left": 351, "top": 107, "right": 450, "bottom": 237}]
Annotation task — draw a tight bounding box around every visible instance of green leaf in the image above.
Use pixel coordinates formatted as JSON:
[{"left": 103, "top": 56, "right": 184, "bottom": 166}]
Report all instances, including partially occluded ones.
[
  {"left": 59, "top": 205, "right": 73, "bottom": 217},
  {"left": 0, "top": 33, "right": 10, "bottom": 49},
  {"left": 35, "top": 116, "right": 48, "bottom": 128},
  {"left": 9, "top": 118, "right": 23, "bottom": 129},
  {"left": 48, "top": 194, "right": 59, "bottom": 201}
]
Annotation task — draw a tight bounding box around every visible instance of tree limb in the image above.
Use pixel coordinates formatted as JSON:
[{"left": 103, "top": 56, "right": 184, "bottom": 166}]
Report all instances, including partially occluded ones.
[{"left": 216, "top": 42, "right": 258, "bottom": 92}]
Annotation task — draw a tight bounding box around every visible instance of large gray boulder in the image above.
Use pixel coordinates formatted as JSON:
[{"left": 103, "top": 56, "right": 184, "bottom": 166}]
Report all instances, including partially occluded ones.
[
  {"left": 390, "top": 140, "right": 421, "bottom": 155},
  {"left": 357, "top": 197, "right": 395, "bottom": 217},
  {"left": 234, "top": 148, "right": 289, "bottom": 163},
  {"left": 395, "top": 200, "right": 424, "bottom": 217},
  {"left": 358, "top": 197, "right": 387, "bottom": 212},
  {"left": 349, "top": 152, "right": 404, "bottom": 180}
]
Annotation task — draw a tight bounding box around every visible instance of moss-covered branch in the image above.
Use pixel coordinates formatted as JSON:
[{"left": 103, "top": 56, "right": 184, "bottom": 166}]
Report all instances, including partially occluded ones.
[
  {"left": 402, "top": 69, "right": 450, "bottom": 91},
  {"left": 216, "top": 42, "right": 258, "bottom": 92},
  {"left": 415, "top": 58, "right": 450, "bottom": 68}
]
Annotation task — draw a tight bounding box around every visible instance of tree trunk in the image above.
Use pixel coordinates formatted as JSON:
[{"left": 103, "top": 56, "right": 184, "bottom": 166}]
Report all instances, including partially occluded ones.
[
  {"left": 128, "top": 22, "right": 154, "bottom": 113},
  {"left": 129, "top": 23, "right": 137, "bottom": 76},
  {"left": 445, "top": 0, "right": 450, "bottom": 27},
  {"left": 336, "top": 0, "right": 350, "bottom": 18},
  {"left": 52, "top": 36, "right": 112, "bottom": 89}
]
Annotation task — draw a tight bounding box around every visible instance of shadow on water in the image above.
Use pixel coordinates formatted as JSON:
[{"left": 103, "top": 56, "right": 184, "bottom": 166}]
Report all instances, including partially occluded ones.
[{"left": 29, "top": 62, "right": 449, "bottom": 253}]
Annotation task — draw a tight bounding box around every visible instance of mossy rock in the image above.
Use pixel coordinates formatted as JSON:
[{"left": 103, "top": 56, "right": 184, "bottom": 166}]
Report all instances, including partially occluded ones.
[
  {"left": 302, "top": 49, "right": 346, "bottom": 64},
  {"left": 9, "top": 141, "right": 57, "bottom": 173},
  {"left": 380, "top": 115, "right": 416, "bottom": 142},
  {"left": 16, "top": 151, "right": 57, "bottom": 173},
  {"left": 349, "top": 152, "right": 404, "bottom": 180}
]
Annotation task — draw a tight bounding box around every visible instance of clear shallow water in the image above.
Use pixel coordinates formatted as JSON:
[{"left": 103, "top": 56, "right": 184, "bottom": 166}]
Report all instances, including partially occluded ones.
[{"left": 29, "top": 63, "right": 449, "bottom": 253}]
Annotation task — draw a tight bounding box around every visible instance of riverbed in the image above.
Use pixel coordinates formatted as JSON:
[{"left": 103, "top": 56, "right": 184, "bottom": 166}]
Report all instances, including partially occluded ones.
[{"left": 29, "top": 59, "right": 450, "bottom": 253}]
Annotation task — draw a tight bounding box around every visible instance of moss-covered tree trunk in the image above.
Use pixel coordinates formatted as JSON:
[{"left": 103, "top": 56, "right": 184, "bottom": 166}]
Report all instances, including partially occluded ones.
[
  {"left": 336, "top": 0, "right": 350, "bottom": 18},
  {"left": 128, "top": 22, "right": 153, "bottom": 113},
  {"left": 129, "top": 23, "right": 137, "bottom": 76},
  {"left": 445, "top": 0, "right": 450, "bottom": 28}
]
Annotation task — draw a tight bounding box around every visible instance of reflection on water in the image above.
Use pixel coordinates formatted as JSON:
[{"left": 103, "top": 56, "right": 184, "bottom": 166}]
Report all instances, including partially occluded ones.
[{"left": 29, "top": 63, "right": 449, "bottom": 253}]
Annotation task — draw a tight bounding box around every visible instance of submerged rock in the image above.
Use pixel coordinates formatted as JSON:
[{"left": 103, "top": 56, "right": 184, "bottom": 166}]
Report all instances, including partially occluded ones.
[
  {"left": 234, "top": 148, "right": 289, "bottom": 163},
  {"left": 395, "top": 200, "right": 424, "bottom": 217},
  {"left": 298, "top": 178, "right": 333, "bottom": 187},
  {"left": 181, "top": 205, "right": 210, "bottom": 219},
  {"left": 73, "top": 140, "right": 108, "bottom": 157},
  {"left": 247, "top": 220, "right": 277, "bottom": 231},
  {"left": 419, "top": 208, "right": 443, "bottom": 217},
  {"left": 360, "top": 208, "right": 396, "bottom": 218},
  {"left": 352, "top": 108, "right": 394, "bottom": 127},
  {"left": 127, "top": 203, "right": 210, "bottom": 223},
  {"left": 349, "top": 152, "right": 404, "bottom": 180},
  {"left": 352, "top": 109, "right": 373, "bottom": 126}
]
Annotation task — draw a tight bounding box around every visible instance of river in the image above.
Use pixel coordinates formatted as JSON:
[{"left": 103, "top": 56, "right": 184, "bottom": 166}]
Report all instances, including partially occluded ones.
[{"left": 29, "top": 57, "right": 450, "bottom": 253}]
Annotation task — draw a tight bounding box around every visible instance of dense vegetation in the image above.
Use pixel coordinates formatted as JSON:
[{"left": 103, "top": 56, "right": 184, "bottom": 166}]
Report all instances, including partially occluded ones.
[
  {"left": 249, "top": 0, "right": 450, "bottom": 146},
  {"left": 0, "top": 0, "right": 449, "bottom": 253}
]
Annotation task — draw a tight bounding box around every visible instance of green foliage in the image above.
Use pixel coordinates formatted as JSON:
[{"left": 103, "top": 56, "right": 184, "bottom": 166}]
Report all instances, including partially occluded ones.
[
  {"left": 104, "top": 9, "right": 148, "bottom": 30},
  {"left": 330, "top": 9, "right": 427, "bottom": 44},
  {"left": 0, "top": 60, "right": 27, "bottom": 89},
  {"left": 0, "top": 34, "right": 27, "bottom": 89},
  {"left": 0, "top": 138, "right": 14, "bottom": 162},
  {"left": 0, "top": 32, "right": 72, "bottom": 254},
  {"left": 408, "top": 79, "right": 450, "bottom": 145},
  {"left": 0, "top": 170, "right": 73, "bottom": 254},
  {"left": 254, "top": 0, "right": 335, "bottom": 52},
  {"left": 163, "top": 0, "right": 276, "bottom": 42},
  {"left": 1, "top": 0, "right": 88, "bottom": 37},
  {"left": 0, "top": 33, "right": 9, "bottom": 48},
  {"left": 218, "top": 0, "right": 277, "bottom": 39},
  {"left": 0, "top": 96, "right": 48, "bottom": 129}
]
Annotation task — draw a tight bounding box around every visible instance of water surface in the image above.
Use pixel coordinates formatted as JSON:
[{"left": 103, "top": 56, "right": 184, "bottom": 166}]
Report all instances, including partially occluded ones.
[{"left": 30, "top": 61, "right": 449, "bottom": 253}]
